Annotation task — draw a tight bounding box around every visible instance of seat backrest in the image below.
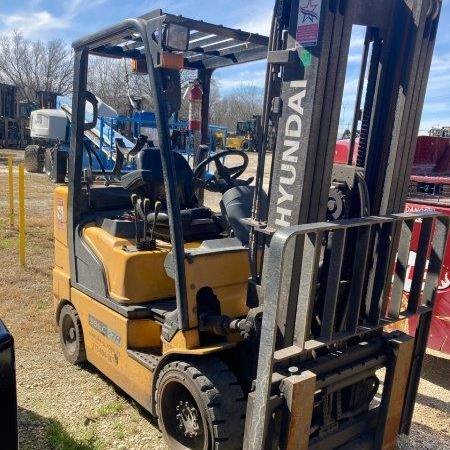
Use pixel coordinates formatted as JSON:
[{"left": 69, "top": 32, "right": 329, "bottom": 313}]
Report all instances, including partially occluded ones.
[{"left": 135, "top": 148, "right": 195, "bottom": 208}]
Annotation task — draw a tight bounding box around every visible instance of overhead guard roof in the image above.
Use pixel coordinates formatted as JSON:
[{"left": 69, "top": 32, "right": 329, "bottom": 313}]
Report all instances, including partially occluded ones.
[{"left": 72, "top": 9, "right": 269, "bottom": 70}]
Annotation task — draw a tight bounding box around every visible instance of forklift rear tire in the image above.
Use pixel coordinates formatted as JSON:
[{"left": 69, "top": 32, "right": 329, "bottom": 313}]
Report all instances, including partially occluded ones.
[
  {"left": 24, "top": 145, "right": 44, "bottom": 173},
  {"left": 58, "top": 304, "right": 86, "bottom": 365},
  {"left": 155, "top": 357, "right": 245, "bottom": 450}
]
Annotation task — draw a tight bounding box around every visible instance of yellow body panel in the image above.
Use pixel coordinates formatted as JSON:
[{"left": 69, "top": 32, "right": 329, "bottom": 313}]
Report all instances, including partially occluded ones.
[
  {"left": 163, "top": 339, "right": 236, "bottom": 355},
  {"left": 53, "top": 267, "right": 71, "bottom": 310},
  {"left": 53, "top": 187, "right": 70, "bottom": 310},
  {"left": 71, "top": 288, "right": 154, "bottom": 408},
  {"left": 54, "top": 185, "right": 69, "bottom": 248},
  {"left": 226, "top": 136, "right": 245, "bottom": 149},
  {"left": 82, "top": 225, "right": 176, "bottom": 304},
  {"left": 127, "top": 319, "right": 162, "bottom": 349},
  {"left": 184, "top": 249, "right": 250, "bottom": 328},
  {"left": 162, "top": 329, "right": 200, "bottom": 353}
]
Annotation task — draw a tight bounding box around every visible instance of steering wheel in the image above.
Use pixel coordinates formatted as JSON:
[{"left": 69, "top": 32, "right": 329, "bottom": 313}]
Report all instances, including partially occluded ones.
[{"left": 193, "top": 149, "right": 250, "bottom": 193}]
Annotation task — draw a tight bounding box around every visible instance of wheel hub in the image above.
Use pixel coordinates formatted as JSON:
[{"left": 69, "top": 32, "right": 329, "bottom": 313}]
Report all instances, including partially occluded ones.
[
  {"left": 69, "top": 327, "right": 76, "bottom": 340},
  {"left": 176, "top": 400, "right": 201, "bottom": 438}
]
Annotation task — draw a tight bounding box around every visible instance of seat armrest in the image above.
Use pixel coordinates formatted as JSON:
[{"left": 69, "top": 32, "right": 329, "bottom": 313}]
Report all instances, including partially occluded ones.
[{"left": 121, "top": 170, "right": 152, "bottom": 191}]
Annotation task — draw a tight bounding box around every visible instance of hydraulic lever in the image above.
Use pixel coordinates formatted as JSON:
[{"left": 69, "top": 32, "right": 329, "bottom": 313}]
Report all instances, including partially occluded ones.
[
  {"left": 131, "top": 194, "right": 140, "bottom": 246},
  {"left": 142, "top": 198, "right": 150, "bottom": 243},
  {"left": 136, "top": 198, "right": 151, "bottom": 251},
  {"left": 149, "top": 201, "right": 162, "bottom": 250}
]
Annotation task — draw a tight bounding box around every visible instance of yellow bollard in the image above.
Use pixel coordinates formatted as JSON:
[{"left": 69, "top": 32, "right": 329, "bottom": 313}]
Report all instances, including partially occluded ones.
[
  {"left": 8, "top": 155, "right": 14, "bottom": 227},
  {"left": 18, "top": 164, "right": 26, "bottom": 266}
]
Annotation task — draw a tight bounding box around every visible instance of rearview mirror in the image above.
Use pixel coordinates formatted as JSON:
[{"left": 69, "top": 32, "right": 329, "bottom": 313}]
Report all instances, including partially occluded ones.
[{"left": 163, "top": 23, "right": 190, "bottom": 51}]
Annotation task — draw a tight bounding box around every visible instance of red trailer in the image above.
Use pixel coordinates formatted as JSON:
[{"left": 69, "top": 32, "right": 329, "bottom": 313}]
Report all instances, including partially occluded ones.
[{"left": 335, "top": 135, "right": 450, "bottom": 354}]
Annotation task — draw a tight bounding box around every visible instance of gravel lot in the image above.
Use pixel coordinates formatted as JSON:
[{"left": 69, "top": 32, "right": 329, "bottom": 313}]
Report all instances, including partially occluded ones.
[{"left": 0, "top": 149, "right": 448, "bottom": 449}]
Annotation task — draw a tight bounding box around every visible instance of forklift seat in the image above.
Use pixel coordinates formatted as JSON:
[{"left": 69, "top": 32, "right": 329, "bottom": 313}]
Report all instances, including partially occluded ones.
[
  {"left": 135, "top": 148, "right": 196, "bottom": 208},
  {"left": 133, "top": 149, "right": 226, "bottom": 242}
]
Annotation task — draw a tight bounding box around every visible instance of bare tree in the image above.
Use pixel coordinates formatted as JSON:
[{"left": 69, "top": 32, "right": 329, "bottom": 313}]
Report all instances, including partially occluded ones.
[
  {"left": 88, "top": 57, "right": 140, "bottom": 115},
  {"left": 88, "top": 57, "right": 199, "bottom": 116},
  {"left": 0, "top": 31, "right": 73, "bottom": 101},
  {"left": 209, "top": 82, "right": 263, "bottom": 130}
]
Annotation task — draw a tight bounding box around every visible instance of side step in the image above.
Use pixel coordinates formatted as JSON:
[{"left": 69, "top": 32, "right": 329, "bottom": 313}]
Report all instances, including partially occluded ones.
[{"left": 127, "top": 348, "right": 162, "bottom": 372}]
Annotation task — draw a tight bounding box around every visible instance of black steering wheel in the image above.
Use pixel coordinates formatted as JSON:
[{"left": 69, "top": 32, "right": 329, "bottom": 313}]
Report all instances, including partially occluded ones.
[{"left": 193, "top": 149, "right": 250, "bottom": 193}]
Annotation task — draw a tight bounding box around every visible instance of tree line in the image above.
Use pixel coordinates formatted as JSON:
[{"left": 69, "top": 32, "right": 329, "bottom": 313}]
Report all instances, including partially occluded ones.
[{"left": 0, "top": 31, "right": 263, "bottom": 132}]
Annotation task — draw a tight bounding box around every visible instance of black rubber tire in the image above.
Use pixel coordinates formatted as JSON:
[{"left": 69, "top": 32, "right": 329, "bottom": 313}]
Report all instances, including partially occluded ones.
[
  {"left": 155, "top": 358, "right": 245, "bottom": 450},
  {"left": 240, "top": 140, "right": 253, "bottom": 152},
  {"left": 24, "top": 145, "right": 44, "bottom": 173},
  {"left": 45, "top": 147, "right": 67, "bottom": 183},
  {"left": 58, "top": 304, "right": 86, "bottom": 365}
]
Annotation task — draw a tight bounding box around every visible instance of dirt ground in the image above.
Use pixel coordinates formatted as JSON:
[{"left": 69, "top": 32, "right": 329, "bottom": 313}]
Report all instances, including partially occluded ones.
[{"left": 0, "top": 148, "right": 448, "bottom": 450}]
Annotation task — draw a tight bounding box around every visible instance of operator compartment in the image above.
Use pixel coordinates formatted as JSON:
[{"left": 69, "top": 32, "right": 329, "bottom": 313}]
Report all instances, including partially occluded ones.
[{"left": 79, "top": 145, "right": 256, "bottom": 308}]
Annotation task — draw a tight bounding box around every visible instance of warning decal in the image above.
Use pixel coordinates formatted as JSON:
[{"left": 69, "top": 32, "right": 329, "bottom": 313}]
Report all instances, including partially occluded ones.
[
  {"left": 296, "top": 0, "right": 322, "bottom": 47},
  {"left": 57, "top": 197, "right": 64, "bottom": 229}
]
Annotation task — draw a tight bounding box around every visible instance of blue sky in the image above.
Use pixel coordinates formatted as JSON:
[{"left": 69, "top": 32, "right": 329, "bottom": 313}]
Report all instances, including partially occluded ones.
[{"left": 0, "top": 0, "right": 448, "bottom": 133}]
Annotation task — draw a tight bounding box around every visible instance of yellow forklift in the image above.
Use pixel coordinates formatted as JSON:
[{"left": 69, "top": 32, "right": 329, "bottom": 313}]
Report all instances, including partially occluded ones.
[
  {"left": 53, "top": 2, "right": 447, "bottom": 449},
  {"left": 226, "top": 117, "right": 261, "bottom": 152}
]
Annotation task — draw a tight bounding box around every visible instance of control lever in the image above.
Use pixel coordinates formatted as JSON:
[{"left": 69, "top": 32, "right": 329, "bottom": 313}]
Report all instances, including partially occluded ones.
[
  {"left": 135, "top": 198, "right": 152, "bottom": 251},
  {"left": 131, "top": 194, "right": 140, "bottom": 246},
  {"left": 149, "top": 201, "right": 162, "bottom": 250},
  {"left": 142, "top": 198, "right": 150, "bottom": 242}
]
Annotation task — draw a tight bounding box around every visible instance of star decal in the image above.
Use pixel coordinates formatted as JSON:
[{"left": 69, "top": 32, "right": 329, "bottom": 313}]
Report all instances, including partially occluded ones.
[{"left": 300, "top": 0, "right": 319, "bottom": 23}]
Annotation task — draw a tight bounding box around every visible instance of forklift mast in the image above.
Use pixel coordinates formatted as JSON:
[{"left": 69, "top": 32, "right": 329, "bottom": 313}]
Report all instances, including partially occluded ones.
[{"left": 245, "top": 0, "right": 446, "bottom": 449}]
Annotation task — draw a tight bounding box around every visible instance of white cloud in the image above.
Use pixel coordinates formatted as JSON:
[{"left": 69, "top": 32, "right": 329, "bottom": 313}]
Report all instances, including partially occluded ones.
[
  {"left": 66, "top": 0, "right": 108, "bottom": 16},
  {"left": 0, "top": 0, "right": 108, "bottom": 39},
  {"left": 235, "top": 9, "right": 272, "bottom": 36},
  {"left": 0, "top": 11, "right": 70, "bottom": 37}
]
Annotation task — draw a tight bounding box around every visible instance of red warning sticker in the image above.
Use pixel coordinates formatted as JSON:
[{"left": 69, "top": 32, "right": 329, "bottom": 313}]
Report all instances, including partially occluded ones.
[{"left": 296, "top": 0, "right": 322, "bottom": 47}]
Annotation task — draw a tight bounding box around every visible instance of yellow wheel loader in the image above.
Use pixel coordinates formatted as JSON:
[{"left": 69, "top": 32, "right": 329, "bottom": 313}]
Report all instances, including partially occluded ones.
[{"left": 52, "top": 2, "right": 447, "bottom": 449}]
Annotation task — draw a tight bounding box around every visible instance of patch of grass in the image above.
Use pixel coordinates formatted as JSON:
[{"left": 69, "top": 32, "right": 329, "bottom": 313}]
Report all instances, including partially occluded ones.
[
  {"left": 36, "top": 299, "right": 49, "bottom": 311},
  {"left": 114, "top": 421, "right": 126, "bottom": 439},
  {"left": 46, "top": 421, "right": 105, "bottom": 450},
  {"left": 129, "top": 423, "right": 140, "bottom": 435},
  {"left": 95, "top": 400, "right": 124, "bottom": 418},
  {"left": 0, "top": 234, "right": 18, "bottom": 250}
]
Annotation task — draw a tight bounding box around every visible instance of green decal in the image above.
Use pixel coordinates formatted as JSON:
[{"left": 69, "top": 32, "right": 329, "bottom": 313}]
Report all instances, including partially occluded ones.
[{"left": 299, "top": 48, "right": 312, "bottom": 67}]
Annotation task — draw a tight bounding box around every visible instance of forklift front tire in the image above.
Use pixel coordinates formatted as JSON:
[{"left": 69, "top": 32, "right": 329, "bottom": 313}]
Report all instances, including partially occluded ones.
[
  {"left": 58, "top": 304, "right": 86, "bottom": 365},
  {"left": 155, "top": 357, "right": 245, "bottom": 450}
]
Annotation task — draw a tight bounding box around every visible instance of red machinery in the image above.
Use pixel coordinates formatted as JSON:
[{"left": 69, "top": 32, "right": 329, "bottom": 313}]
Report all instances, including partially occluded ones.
[{"left": 335, "top": 135, "right": 450, "bottom": 353}]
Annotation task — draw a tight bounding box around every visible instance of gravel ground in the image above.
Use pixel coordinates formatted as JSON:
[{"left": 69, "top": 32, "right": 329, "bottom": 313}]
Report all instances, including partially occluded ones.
[{"left": 0, "top": 148, "right": 448, "bottom": 449}]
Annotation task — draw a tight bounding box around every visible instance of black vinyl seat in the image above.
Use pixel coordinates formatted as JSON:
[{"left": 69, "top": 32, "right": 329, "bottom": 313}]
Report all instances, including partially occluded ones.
[
  {"left": 131, "top": 149, "right": 225, "bottom": 242},
  {"left": 135, "top": 148, "right": 196, "bottom": 209}
]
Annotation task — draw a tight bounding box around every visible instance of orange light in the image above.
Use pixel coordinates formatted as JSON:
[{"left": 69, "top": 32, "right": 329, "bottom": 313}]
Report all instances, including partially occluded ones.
[
  {"left": 131, "top": 59, "right": 148, "bottom": 74},
  {"left": 160, "top": 52, "right": 184, "bottom": 70}
]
